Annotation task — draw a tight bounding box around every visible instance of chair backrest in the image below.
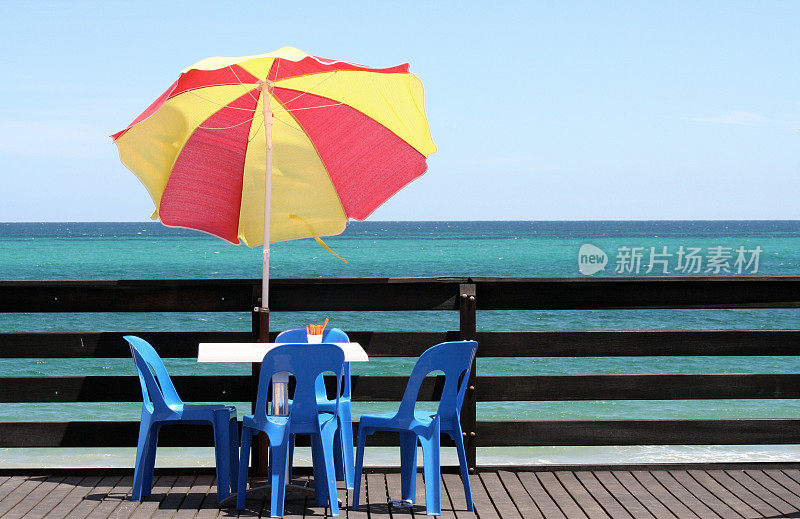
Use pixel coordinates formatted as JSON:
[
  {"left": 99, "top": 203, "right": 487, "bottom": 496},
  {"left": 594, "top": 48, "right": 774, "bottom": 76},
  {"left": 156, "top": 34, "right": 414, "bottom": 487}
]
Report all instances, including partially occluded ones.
[
  {"left": 396, "top": 341, "right": 478, "bottom": 422},
  {"left": 254, "top": 344, "right": 344, "bottom": 425},
  {"left": 275, "top": 327, "right": 351, "bottom": 397},
  {"left": 124, "top": 335, "right": 183, "bottom": 413}
]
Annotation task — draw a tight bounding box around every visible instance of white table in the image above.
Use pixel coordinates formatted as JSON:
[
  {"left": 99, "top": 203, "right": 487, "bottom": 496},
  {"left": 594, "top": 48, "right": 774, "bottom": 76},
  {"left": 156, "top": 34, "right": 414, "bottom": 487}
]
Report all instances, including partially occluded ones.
[
  {"left": 197, "top": 342, "right": 368, "bottom": 505},
  {"left": 198, "top": 342, "right": 368, "bottom": 363},
  {"left": 198, "top": 342, "right": 367, "bottom": 415}
]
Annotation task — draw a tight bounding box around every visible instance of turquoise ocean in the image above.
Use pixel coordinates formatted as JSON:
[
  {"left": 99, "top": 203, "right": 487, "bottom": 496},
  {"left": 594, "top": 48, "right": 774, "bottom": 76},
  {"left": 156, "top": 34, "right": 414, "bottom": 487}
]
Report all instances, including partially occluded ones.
[{"left": 1, "top": 220, "right": 799, "bottom": 468}]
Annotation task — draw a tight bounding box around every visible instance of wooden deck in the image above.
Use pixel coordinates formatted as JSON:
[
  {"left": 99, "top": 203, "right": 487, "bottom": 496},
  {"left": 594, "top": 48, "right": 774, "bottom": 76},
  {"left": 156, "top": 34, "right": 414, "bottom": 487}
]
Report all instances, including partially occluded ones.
[{"left": 5, "top": 468, "right": 800, "bottom": 518}]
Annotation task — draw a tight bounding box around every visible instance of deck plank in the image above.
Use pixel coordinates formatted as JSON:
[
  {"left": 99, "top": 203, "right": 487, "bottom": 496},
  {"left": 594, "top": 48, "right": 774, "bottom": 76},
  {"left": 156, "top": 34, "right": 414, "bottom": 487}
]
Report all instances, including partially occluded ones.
[
  {"left": 63, "top": 476, "right": 122, "bottom": 519},
  {"left": 193, "top": 477, "right": 221, "bottom": 519},
  {"left": 174, "top": 474, "right": 212, "bottom": 518},
  {"left": 574, "top": 471, "right": 633, "bottom": 519},
  {"left": 0, "top": 476, "right": 29, "bottom": 502},
  {"left": 42, "top": 476, "right": 103, "bottom": 519},
  {"left": 686, "top": 470, "right": 761, "bottom": 519},
  {"left": 467, "top": 474, "right": 498, "bottom": 519},
  {"left": 745, "top": 469, "right": 800, "bottom": 510},
  {"left": 754, "top": 469, "right": 800, "bottom": 501},
  {"left": 705, "top": 469, "right": 780, "bottom": 517},
  {"left": 366, "top": 473, "right": 391, "bottom": 518},
  {"left": 496, "top": 471, "right": 542, "bottom": 519},
  {"left": 0, "top": 476, "right": 45, "bottom": 516},
  {"left": 281, "top": 476, "right": 310, "bottom": 519},
  {"left": 442, "top": 473, "right": 476, "bottom": 519},
  {"left": 630, "top": 470, "right": 699, "bottom": 519},
  {"left": 85, "top": 476, "right": 133, "bottom": 519},
  {"left": 517, "top": 471, "right": 566, "bottom": 519},
  {"left": 630, "top": 471, "right": 700, "bottom": 519},
  {"left": 479, "top": 472, "right": 522, "bottom": 518},
  {"left": 535, "top": 472, "right": 588, "bottom": 519},
  {"left": 592, "top": 471, "right": 653, "bottom": 519},
  {"left": 437, "top": 475, "right": 457, "bottom": 519},
  {"left": 782, "top": 468, "right": 800, "bottom": 487},
  {"left": 725, "top": 469, "right": 799, "bottom": 516},
  {"left": 667, "top": 471, "right": 742, "bottom": 519},
  {"left": 154, "top": 474, "right": 195, "bottom": 518},
  {"left": 5, "top": 476, "right": 65, "bottom": 519},
  {"left": 21, "top": 476, "right": 85, "bottom": 519},
  {"left": 555, "top": 471, "right": 610, "bottom": 518},
  {"left": 612, "top": 471, "right": 676, "bottom": 519},
  {"left": 648, "top": 471, "right": 718, "bottom": 519},
  {"left": 385, "top": 473, "right": 413, "bottom": 517},
  {"left": 129, "top": 475, "right": 178, "bottom": 519}
]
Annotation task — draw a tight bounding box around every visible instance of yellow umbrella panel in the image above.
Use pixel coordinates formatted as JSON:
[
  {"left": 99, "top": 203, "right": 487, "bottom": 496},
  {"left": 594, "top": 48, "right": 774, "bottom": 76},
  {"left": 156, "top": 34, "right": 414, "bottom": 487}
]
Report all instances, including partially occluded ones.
[{"left": 112, "top": 47, "right": 437, "bottom": 247}]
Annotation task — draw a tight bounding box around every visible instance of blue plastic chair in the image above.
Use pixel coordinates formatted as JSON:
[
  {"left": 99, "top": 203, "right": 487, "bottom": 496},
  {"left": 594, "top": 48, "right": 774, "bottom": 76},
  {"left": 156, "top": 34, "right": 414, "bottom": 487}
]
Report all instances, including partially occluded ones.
[
  {"left": 237, "top": 344, "right": 344, "bottom": 517},
  {"left": 275, "top": 327, "right": 354, "bottom": 489},
  {"left": 353, "top": 340, "right": 478, "bottom": 516},
  {"left": 124, "top": 335, "right": 239, "bottom": 501}
]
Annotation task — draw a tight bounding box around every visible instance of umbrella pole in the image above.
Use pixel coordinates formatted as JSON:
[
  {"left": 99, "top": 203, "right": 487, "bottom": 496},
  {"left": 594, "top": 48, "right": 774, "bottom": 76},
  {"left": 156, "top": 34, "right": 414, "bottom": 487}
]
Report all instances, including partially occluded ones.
[
  {"left": 250, "top": 81, "right": 275, "bottom": 477},
  {"left": 259, "top": 81, "right": 273, "bottom": 341}
]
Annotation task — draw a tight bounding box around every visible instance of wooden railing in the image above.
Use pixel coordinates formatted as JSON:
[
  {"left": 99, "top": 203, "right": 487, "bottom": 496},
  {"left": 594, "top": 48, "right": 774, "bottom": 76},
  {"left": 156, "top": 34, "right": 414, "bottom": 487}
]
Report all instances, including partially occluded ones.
[{"left": 1, "top": 276, "right": 799, "bottom": 473}]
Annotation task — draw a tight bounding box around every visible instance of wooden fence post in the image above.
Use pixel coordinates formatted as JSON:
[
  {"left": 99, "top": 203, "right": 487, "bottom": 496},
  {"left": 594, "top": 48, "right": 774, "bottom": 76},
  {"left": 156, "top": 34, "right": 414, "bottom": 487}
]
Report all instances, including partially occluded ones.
[
  {"left": 459, "top": 283, "right": 477, "bottom": 472},
  {"left": 251, "top": 285, "right": 269, "bottom": 475}
]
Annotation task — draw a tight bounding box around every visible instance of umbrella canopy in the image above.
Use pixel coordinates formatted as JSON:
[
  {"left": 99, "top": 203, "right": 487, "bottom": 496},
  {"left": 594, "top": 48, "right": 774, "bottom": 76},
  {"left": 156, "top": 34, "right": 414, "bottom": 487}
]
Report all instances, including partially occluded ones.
[{"left": 112, "top": 46, "right": 436, "bottom": 314}]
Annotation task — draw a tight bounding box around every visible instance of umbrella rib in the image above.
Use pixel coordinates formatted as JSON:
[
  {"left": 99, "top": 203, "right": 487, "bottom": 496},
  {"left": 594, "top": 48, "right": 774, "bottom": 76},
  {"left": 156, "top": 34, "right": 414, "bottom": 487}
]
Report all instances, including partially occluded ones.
[
  {"left": 272, "top": 102, "right": 344, "bottom": 114},
  {"left": 198, "top": 114, "right": 263, "bottom": 131},
  {"left": 228, "top": 65, "right": 261, "bottom": 103},
  {"left": 248, "top": 115, "right": 265, "bottom": 142},
  {"left": 275, "top": 69, "right": 339, "bottom": 108}
]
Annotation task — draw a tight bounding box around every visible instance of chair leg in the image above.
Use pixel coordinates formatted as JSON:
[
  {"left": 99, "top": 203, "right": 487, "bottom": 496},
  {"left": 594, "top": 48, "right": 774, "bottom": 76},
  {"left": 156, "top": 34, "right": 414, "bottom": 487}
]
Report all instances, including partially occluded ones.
[
  {"left": 319, "top": 421, "right": 340, "bottom": 516},
  {"left": 141, "top": 425, "right": 161, "bottom": 496},
  {"left": 399, "top": 431, "right": 418, "bottom": 503},
  {"left": 352, "top": 426, "right": 369, "bottom": 510},
  {"left": 132, "top": 418, "right": 154, "bottom": 501},
  {"left": 420, "top": 422, "right": 441, "bottom": 516},
  {"left": 338, "top": 405, "right": 355, "bottom": 489},
  {"left": 228, "top": 416, "right": 240, "bottom": 492},
  {"left": 237, "top": 428, "right": 252, "bottom": 510},
  {"left": 268, "top": 442, "right": 288, "bottom": 518},
  {"left": 310, "top": 435, "right": 328, "bottom": 507},
  {"left": 450, "top": 429, "right": 473, "bottom": 511},
  {"left": 212, "top": 413, "right": 231, "bottom": 500},
  {"left": 288, "top": 434, "right": 295, "bottom": 482}
]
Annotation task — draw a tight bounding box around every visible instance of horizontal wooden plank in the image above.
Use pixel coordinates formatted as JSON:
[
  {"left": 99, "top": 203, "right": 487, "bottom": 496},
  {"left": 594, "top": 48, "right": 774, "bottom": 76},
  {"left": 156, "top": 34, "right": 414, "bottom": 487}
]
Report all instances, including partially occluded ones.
[
  {"left": 0, "top": 376, "right": 251, "bottom": 403},
  {"left": 477, "top": 374, "right": 800, "bottom": 401},
  {"left": 4, "top": 330, "right": 799, "bottom": 359},
  {"left": 0, "top": 332, "right": 254, "bottom": 358},
  {"left": 0, "top": 331, "right": 456, "bottom": 358},
  {"left": 477, "top": 419, "right": 800, "bottom": 446},
  {"left": 473, "top": 276, "right": 800, "bottom": 310},
  {"left": 7, "top": 373, "right": 800, "bottom": 403},
  {"left": 0, "top": 375, "right": 444, "bottom": 402},
  {"left": 3, "top": 419, "right": 800, "bottom": 448},
  {"left": 2, "top": 276, "right": 798, "bottom": 312},
  {"left": 473, "top": 330, "right": 800, "bottom": 357},
  {"left": 0, "top": 421, "right": 456, "bottom": 448},
  {"left": 0, "top": 277, "right": 465, "bottom": 312}
]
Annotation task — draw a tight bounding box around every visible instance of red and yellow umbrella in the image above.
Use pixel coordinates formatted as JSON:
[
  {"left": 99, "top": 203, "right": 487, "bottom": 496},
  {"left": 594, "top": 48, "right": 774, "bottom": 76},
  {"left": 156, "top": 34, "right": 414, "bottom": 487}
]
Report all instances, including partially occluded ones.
[{"left": 112, "top": 46, "right": 436, "bottom": 314}]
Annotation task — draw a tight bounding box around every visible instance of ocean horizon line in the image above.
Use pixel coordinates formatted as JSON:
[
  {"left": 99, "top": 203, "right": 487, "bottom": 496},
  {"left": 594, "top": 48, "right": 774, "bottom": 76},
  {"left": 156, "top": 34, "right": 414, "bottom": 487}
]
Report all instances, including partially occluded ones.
[{"left": 2, "top": 219, "right": 799, "bottom": 224}]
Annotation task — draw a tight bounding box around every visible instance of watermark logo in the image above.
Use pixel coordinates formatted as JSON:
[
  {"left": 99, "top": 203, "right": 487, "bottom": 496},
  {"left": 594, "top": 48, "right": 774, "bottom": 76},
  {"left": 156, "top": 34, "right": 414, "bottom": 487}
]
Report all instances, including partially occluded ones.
[
  {"left": 578, "top": 244, "right": 608, "bottom": 275},
  {"left": 577, "top": 244, "right": 763, "bottom": 275}
]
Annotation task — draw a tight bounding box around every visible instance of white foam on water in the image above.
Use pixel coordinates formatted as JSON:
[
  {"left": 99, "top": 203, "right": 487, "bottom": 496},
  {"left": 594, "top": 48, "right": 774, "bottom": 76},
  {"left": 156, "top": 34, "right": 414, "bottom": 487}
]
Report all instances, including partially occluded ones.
[{"left": 3, "top": 446, "right": 800, "bottom": 469}]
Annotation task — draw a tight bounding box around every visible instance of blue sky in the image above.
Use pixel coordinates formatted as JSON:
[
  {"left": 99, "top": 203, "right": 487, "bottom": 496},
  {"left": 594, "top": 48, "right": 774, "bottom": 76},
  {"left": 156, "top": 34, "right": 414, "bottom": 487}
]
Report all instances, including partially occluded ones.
[{"left": 0, "top": 1, "right": 797, "bottom": 221}]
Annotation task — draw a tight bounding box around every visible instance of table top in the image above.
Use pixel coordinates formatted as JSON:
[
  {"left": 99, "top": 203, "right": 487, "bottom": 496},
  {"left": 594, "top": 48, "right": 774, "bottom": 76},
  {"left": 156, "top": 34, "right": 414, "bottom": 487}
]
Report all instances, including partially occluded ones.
[{"left": 197, "top": 342, "right": 368, "bottom": 363}]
